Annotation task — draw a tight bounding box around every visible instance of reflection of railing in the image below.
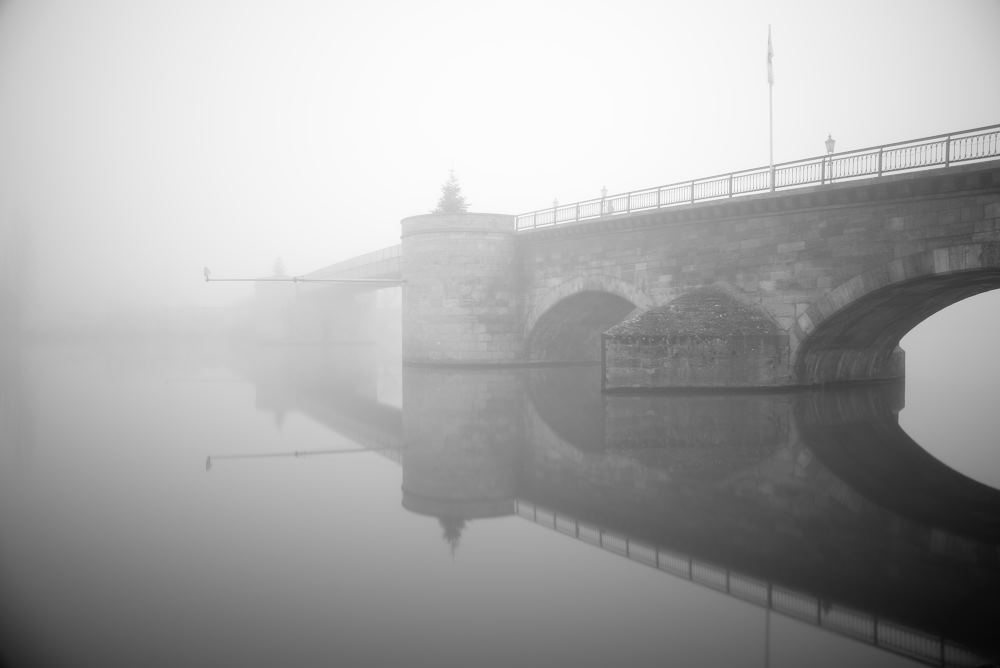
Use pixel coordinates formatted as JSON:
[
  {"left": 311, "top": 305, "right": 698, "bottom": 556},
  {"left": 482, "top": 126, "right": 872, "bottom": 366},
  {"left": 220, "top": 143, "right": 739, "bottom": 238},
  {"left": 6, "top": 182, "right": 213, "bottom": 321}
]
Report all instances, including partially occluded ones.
[
  {"left": 515, "top": 124, "right": 1000, "bottom": 230},
  {"left": 515, "top": 499, "right": 989, "bottom": 668}
]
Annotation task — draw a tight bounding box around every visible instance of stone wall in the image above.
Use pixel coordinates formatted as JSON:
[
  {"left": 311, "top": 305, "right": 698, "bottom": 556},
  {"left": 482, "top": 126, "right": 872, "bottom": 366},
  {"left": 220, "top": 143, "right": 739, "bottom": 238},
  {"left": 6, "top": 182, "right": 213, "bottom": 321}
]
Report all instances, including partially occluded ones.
[{"left": 604, "top": 333, "right": 790, "bottom": 390}]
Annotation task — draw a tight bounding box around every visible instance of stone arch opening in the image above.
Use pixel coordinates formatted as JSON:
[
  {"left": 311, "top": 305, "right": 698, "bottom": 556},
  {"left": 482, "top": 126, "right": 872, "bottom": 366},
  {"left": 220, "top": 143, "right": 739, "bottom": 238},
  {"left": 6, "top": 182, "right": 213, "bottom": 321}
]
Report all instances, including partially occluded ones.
[
  {"left": 794, "top": 267, "right": 1000, "bottom": 385},
  {"left": 526, "top": 291, "right": 637, "bottom": 363}
]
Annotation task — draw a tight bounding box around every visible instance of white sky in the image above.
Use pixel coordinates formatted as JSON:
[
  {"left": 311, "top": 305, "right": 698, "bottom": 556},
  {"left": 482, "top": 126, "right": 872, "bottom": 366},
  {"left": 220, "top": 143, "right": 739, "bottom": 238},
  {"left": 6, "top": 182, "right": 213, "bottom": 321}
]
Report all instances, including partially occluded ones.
[{"left": 1, "top": 0, "right": 999, "bottom": 320}]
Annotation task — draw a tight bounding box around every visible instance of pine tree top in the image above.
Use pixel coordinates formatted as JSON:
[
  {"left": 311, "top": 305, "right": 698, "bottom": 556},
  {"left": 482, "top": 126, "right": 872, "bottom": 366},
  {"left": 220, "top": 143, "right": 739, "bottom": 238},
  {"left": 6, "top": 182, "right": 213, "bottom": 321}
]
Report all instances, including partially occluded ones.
[{"left": 432, "top": 170, "right": 469, "bottom": 214}]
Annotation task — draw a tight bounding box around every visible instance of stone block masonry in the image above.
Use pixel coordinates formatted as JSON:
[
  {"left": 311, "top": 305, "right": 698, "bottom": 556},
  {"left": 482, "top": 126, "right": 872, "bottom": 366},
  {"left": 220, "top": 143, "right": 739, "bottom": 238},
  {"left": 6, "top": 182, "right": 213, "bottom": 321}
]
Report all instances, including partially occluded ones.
[
  {"left": 401, "top": 213, "right": 524, "bottom": 364},
  {"left": 603, "top": 287, "right": 789, "bottom": 390}
]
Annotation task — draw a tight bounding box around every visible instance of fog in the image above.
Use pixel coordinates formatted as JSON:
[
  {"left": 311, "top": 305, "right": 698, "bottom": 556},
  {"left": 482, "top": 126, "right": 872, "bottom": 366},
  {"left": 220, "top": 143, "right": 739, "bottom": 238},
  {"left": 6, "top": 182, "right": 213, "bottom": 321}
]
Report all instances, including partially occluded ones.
[{"left": 1, "top": 0, "right": 999, "bottom": 345}]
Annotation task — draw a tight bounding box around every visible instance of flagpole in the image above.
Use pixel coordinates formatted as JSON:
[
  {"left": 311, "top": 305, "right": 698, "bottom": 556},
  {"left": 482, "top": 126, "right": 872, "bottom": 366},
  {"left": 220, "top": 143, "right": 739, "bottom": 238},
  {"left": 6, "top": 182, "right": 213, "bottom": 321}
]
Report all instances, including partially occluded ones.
[
  {"left": 769, "top": 76, "right": 774, "bottom": 190},
  {"left": 768, "top": 25, "right": 774, "bottom": 191}
]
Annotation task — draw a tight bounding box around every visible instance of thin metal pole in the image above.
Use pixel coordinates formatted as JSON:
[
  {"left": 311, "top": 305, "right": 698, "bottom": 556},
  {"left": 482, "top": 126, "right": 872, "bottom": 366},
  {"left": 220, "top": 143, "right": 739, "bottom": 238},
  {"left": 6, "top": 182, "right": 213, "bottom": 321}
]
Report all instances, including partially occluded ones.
[
  {"left": 769, "top": 83, "right": 774, "bottom": 191},
  {"left": 768, "top": 25, "right": 774, "bottom": 192}
]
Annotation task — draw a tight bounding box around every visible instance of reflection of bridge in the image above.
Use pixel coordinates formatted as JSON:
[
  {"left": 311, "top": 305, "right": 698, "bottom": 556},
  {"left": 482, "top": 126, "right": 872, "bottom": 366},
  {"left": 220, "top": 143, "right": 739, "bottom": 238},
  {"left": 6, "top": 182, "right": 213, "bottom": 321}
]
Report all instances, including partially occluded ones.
[
  {"left": 238, "top": 348, "right": 999, "bottom": 666},
  {"left": 515, "top": 499, "right": 984, "bottom": 668},
  {"left": 257, "top": 124, "right": 1000, "bottom": 390}
]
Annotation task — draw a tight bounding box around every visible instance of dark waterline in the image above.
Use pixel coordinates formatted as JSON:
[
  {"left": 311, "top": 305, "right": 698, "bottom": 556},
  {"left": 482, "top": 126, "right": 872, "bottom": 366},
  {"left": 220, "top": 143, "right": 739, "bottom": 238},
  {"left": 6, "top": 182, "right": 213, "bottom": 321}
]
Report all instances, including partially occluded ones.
[{"left": 0, "top": 339, "right": 997, "bottom": 668}]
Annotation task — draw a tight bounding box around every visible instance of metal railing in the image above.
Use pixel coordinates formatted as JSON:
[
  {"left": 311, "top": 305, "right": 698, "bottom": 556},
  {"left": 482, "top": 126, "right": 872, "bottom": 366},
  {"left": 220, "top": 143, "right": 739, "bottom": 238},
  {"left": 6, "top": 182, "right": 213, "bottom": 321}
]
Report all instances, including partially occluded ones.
[
  {"left": 514, "top": 499, "right": 990, "bottom": 668},
  {"left": 514, "top": 123, "right": 1000, "bottom": 231}
]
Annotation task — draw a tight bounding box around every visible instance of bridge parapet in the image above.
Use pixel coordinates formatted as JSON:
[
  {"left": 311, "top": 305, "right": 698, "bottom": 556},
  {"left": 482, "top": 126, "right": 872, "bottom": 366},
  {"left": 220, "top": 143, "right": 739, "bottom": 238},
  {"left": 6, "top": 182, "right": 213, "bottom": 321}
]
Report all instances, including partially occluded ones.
[{"left": 515, "top": 123, "right": 1000, "bottom": 231}]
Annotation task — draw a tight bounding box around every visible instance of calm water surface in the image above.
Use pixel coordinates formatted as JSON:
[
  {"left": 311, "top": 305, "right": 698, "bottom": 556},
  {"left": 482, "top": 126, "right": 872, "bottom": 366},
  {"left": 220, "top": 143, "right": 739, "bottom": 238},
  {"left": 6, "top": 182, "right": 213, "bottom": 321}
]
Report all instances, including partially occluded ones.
[{"left": 1, "top": 340, "right": 998, "bottom": 668}]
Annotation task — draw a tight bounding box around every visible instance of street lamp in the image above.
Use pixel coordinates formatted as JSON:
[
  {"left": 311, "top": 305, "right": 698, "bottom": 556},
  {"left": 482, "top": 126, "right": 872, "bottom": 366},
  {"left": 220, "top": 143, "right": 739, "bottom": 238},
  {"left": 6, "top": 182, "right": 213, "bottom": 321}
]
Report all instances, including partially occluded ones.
[{"left": 823, "top": 134, "right": 836, "bottom": 184}]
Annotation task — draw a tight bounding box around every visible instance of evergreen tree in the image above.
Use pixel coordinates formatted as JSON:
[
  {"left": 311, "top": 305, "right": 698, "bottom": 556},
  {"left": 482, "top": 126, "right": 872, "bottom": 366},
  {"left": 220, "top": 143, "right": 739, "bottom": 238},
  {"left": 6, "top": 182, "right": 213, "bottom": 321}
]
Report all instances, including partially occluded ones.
[{"left": 432, "top": 170, "right": 469, "bottom": 214}]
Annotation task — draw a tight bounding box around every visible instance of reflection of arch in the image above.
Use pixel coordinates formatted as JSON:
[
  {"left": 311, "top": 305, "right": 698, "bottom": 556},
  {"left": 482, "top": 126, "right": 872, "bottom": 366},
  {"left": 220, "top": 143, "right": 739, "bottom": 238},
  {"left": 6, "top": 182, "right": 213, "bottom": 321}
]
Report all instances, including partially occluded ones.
[
  {"left": 794, "top": 243, "right": 1000, "bottom": 384},
  {"left": 795, "top": 382, "right": 1000, "bottom": 542},
  {"left": 525, "top": 365, "right": 606, "bottom": 451},
  {"left": 794, "top": 384, "right": 1000, "bottom": 658},
  {"left": 525, "top": 275, "right": 651, "bottom": 336}
]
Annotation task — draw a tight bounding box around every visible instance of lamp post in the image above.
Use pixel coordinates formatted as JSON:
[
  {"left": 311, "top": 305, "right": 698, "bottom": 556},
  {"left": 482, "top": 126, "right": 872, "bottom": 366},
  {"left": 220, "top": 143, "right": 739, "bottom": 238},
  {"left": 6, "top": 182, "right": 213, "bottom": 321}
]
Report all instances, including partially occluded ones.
[{"left": 823, "top": 134, "right": 836, "bottom": 184}]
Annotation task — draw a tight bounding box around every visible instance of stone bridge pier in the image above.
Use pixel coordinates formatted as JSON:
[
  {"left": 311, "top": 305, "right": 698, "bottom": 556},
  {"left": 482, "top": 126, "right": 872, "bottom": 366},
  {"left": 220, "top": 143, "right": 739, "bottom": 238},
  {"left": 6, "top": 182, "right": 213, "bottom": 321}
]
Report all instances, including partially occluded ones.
[{"left": 401, "top": 213, "right": 523, "bottom": 363}]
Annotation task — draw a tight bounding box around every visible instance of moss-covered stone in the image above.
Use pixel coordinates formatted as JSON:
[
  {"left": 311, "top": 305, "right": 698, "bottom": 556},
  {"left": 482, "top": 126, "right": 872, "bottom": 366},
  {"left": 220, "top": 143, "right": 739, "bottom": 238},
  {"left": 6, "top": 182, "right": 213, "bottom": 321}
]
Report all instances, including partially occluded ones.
[
  {"left": 606, "top": 286, "right": 778, "bottom": 342},
  {"left": 603, "top": 287, "right": 790, "bottom": 390}
]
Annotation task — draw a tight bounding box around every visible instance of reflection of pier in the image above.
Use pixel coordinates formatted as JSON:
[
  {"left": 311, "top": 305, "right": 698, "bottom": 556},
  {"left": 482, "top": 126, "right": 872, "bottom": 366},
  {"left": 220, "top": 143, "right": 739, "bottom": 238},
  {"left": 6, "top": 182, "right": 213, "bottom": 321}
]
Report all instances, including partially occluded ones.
[{"left": 237, "top": 349, "right": 999, "bottom": 666}]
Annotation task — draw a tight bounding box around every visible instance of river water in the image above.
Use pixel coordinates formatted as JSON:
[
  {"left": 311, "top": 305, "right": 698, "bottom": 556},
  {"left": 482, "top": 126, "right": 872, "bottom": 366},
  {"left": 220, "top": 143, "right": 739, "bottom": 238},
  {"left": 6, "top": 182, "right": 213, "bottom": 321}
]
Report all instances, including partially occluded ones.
[{"left": 0, "top": 337, "right": 997, "bottom": 668}]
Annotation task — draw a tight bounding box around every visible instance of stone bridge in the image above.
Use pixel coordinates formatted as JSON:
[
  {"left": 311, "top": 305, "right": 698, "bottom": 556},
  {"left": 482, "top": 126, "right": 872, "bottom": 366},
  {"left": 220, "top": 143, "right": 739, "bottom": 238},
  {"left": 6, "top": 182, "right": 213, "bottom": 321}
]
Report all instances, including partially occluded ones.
[{"left": 266, "top": 126, "right": 1000, "bottom": 389}]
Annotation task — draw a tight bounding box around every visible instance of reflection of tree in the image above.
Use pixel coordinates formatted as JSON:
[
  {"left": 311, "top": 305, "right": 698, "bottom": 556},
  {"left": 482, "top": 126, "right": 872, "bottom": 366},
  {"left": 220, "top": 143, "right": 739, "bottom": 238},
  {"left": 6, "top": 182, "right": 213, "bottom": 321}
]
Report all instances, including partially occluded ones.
[{"left": 438, "top": 516, "right": 466, "bottom": 556}]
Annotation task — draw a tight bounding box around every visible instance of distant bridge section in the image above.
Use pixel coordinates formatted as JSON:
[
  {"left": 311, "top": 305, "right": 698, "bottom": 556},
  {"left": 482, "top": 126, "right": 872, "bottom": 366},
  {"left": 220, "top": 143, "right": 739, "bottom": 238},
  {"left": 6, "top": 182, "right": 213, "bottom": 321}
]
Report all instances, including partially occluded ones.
[
  {"left": 255, "top": 245, "right": 401, "bottom": 344},
  {"left": 300, "top": 244, "right": 402, "bottom": 284}
]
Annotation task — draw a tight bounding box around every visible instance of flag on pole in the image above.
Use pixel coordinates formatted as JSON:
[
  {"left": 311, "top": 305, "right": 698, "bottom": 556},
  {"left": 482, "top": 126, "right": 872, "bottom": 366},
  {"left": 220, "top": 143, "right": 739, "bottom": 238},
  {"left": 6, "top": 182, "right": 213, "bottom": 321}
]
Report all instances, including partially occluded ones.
[{"left": 767, "top": 25, "right": 774, "bottom": 85}]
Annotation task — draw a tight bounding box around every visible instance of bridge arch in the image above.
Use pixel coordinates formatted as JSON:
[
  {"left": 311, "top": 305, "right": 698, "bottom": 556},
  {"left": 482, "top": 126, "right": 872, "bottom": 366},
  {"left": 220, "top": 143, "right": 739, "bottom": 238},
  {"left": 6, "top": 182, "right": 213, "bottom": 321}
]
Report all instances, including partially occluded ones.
[
  {"left": 525, "top": 276, "right": 649, "bottom": 363},
  {"left": 525, "top": 275, "right": 651, "bottom": 338},
  {"left": 793, "top": 242, "right": 1000, "bottom": 385}
]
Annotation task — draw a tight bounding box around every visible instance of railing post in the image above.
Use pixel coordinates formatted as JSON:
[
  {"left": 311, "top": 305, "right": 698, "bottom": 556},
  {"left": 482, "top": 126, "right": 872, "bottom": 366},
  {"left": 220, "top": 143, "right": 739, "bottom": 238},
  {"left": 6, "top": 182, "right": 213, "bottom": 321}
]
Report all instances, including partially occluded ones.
[
  {"left": 656, "top": 187, "right": 661, "bottom": 208},
  {"left": 690, "top": 181, "right": 695, "bottom": 205},
  {"left": 945, "top": 135, "right": 951, "bottom": 167},
  {"left": 728, "top": 173, "right": 733, "bottom": 197},
  {"left": 626, "top": 192, "right": 631, "bottom": 214},
  {"left": 821, "top": 157, "right": 826, "bottom": 185},
  {"left": 532, "top": 212, "right": 537, "bottom": 229},
  {"left": 877, "top": 147, "right": 883, "bottom": 177},
  {"left": 575, "top": 202, "right": 580, "bottom": 222}
]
